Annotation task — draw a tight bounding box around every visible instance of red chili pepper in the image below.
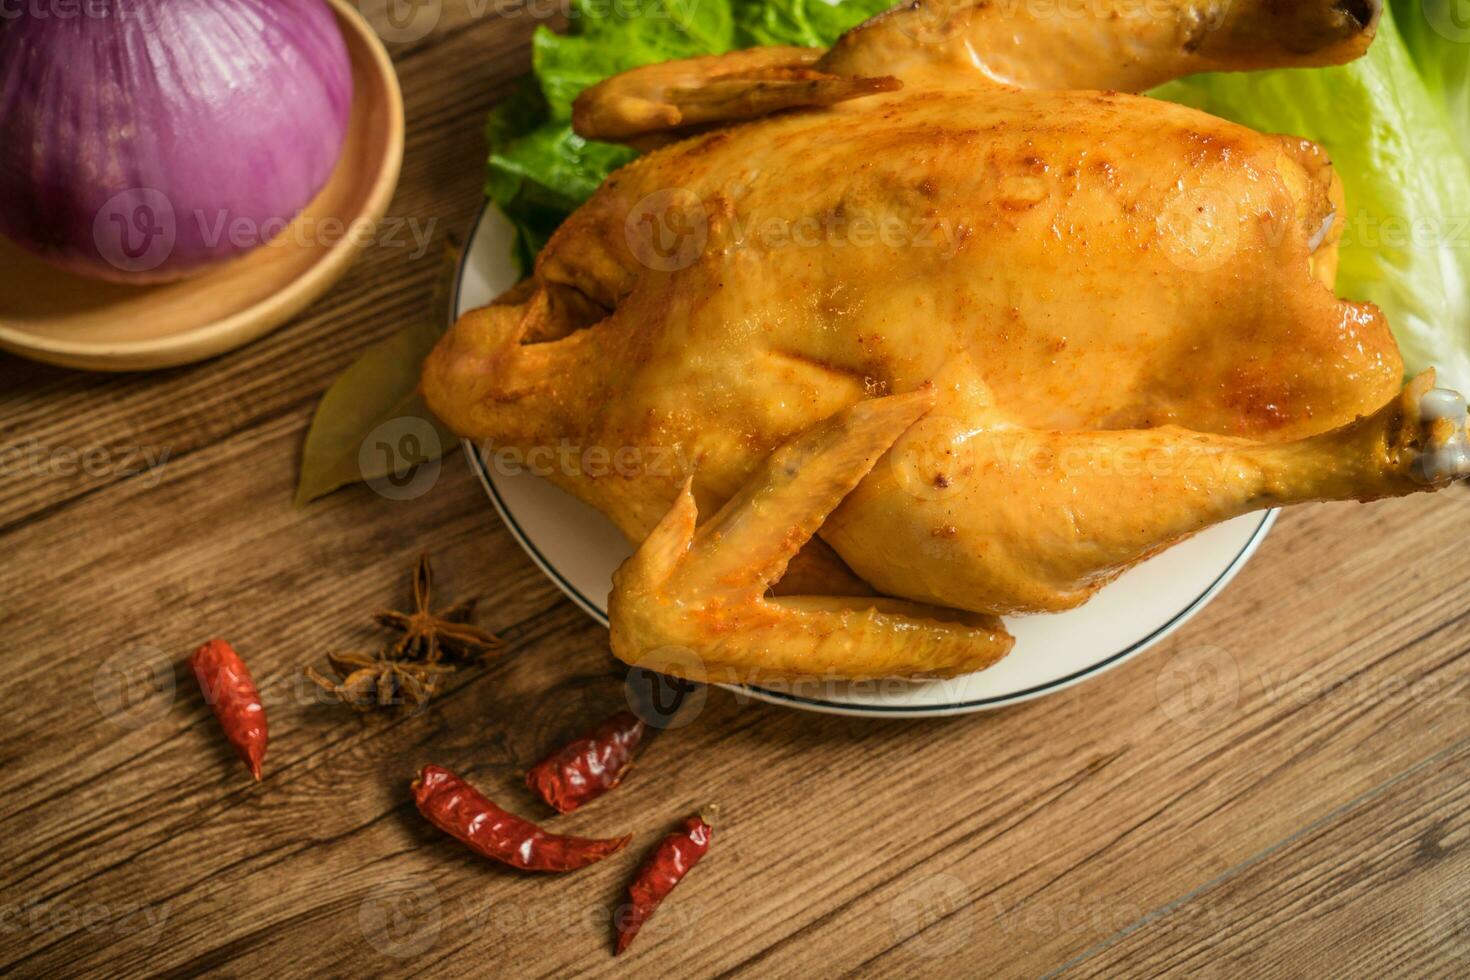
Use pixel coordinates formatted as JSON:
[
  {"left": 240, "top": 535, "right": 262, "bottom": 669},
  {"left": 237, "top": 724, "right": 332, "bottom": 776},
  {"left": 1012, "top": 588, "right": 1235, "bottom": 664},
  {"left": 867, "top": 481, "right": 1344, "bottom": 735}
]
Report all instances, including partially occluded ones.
[
  {"left": 190, "top": 639, "right": 268, "bottom": 781},
  {"left": 616, "top": 806, "right": 717, "bottom": 954},
  {"left": 526, "top": 710, "right": 647, "bottom": 813},
  {"left": 412, "top": 765, "right": 632, "bottom": 872}
]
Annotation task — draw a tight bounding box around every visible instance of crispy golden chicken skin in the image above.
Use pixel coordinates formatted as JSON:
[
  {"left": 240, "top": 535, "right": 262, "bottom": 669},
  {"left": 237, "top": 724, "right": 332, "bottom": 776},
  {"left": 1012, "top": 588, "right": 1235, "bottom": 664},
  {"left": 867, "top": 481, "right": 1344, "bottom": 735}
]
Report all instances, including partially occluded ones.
[{"left": 424, "top": 0, "right": 1470, "bottom": 680}]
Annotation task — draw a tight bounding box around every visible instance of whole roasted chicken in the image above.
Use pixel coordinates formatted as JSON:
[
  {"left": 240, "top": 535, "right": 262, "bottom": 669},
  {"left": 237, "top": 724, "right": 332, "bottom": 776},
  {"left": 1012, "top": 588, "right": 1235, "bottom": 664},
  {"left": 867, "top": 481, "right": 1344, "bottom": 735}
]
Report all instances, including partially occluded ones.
[{"left": 425, "top": 0, "right": 1470, "bottom": 683}]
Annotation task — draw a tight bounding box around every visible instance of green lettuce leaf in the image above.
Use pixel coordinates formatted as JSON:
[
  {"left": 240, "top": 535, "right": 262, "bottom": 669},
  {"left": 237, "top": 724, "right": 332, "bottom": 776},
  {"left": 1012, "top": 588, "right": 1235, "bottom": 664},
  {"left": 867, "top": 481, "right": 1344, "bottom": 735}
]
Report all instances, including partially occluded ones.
[
  {"left": 1153, "top": 8, "right": 1470, "bottom": 387},
  {"left": 488, "top": 0, "right": 1470, "bottom": 387},
  {"left": 485, "top": 0, "right": 889, "bottom": 272},
  {"left": 1392, "top": 0, "right": 1470, "bottom": 164},
  {"left": 735, "top": 0, "right": 889, "bottom": 48},
  {"left": 535, "top": 0, "right": 735, "bottom": 120}
]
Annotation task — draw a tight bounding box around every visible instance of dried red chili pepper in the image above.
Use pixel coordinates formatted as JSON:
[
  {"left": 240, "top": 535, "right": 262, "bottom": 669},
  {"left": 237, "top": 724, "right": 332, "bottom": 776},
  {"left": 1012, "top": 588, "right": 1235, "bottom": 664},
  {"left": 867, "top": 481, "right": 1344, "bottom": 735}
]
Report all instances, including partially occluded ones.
[
  {"left": 616, "top": 806, "right": 717, "bottom": 954},
  {"left": 190, "top": 639, "right": 268, "bottom": 781},
  {"left": 412, "top": 765, "right": 632, "bottom": 872},
  {"left": 526, "top": 710, "right": 647, "bottom": 814}
]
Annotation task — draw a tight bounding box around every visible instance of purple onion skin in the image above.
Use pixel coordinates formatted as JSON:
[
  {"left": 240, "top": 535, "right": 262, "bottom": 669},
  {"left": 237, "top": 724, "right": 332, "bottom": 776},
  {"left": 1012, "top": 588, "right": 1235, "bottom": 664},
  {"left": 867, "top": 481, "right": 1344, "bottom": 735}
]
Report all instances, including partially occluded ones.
[{"left": 0, "top": 0, "right": 353, "bottom": 283}]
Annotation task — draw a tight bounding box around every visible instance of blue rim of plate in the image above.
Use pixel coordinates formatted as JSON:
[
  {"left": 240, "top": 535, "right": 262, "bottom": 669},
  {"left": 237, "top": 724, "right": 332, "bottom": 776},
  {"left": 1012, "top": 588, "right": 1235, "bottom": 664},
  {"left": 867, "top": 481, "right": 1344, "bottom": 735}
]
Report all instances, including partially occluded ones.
[{"left": 451, "top": 199, "right": 1278, "bottom": 717}]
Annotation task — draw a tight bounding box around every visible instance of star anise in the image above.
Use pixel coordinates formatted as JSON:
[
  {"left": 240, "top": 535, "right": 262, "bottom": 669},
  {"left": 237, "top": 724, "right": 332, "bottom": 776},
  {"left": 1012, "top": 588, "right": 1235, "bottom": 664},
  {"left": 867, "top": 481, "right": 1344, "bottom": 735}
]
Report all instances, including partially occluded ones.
[
  {"left": 374, "top": 554, "right": 505, "bottom": 664},
  {"left": 306, "top": 650, "right": 455, "bottom": 712}
]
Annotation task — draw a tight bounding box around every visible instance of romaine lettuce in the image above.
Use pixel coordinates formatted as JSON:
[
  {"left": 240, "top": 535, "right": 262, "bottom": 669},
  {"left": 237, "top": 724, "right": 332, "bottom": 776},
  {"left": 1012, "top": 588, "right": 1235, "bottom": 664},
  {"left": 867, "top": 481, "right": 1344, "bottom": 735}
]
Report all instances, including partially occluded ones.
[
  {"left": 489, "top": 1, "right": 1470, "bottom": 385},
  {"left": 485, "top": 0, "right": 890, "bottom": 270},
  {"left": 1393, "top": 0, "right": 1470, "bottom": 164}
]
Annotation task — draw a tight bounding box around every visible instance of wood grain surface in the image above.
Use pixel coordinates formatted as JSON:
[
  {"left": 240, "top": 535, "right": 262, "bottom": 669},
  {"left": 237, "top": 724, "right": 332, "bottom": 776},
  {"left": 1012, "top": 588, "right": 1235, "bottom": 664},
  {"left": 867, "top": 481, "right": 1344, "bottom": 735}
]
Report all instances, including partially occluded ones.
[{"left": 1, "top": 4, "right": 1466, "bottom": 977}]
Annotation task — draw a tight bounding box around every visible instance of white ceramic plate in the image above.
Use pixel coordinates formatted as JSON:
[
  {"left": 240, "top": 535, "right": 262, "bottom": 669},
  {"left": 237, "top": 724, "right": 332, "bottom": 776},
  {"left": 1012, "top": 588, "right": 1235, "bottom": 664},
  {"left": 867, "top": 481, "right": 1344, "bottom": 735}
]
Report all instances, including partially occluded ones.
[{"left": 453, "top": 201, "right": 1276, "bottom": 717}]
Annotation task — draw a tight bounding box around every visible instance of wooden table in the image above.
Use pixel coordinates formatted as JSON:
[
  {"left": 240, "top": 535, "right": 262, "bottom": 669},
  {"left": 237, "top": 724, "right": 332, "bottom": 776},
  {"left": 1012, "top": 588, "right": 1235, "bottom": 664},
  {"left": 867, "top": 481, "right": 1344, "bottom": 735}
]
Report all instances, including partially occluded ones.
[{"left": 1, "top": 6, "right": 1467, "bottom": 977}]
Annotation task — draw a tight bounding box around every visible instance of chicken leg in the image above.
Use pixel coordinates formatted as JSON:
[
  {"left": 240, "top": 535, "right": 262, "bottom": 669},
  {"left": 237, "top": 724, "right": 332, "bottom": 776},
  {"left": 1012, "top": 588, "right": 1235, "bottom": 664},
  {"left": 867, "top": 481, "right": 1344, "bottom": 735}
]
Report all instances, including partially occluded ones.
[
  {"left": 613, "top": 375, "right": 1467, "bottom": 680},
  {"left": 609, "top": 390, "right": 1013, "bottom": 683},
  {"left": 821, "top": 0, "right": 1382, "bottom": 93},
  {"left": 574, "top": 0, "right": 1381, "bottom": 142},
  {"left": 824, "top": 373, "right": 1470, "bottom": 615}
]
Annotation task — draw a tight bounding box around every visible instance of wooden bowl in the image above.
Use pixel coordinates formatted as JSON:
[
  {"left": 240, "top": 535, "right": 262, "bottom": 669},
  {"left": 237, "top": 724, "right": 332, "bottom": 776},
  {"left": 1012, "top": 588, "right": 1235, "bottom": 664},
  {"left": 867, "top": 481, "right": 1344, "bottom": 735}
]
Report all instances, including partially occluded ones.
[{"left": 0, "top": 0, "right": 404, "bottom": 372}]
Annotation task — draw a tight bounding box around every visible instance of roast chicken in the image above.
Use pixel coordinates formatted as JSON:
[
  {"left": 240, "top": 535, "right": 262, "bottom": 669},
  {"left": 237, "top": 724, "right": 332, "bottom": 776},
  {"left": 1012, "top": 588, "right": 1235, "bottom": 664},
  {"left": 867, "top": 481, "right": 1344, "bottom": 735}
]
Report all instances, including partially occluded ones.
[{"left": 424, "top": 0, "right": 1470, "bottom": 682}]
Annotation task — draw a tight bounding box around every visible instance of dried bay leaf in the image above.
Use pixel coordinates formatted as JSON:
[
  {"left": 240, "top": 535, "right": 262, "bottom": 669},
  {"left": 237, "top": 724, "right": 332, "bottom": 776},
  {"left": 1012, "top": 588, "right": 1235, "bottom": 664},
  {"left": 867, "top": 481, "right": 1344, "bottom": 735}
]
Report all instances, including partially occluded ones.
[{"left": 295, "top": 248, "right": 461, "bottom": 506}]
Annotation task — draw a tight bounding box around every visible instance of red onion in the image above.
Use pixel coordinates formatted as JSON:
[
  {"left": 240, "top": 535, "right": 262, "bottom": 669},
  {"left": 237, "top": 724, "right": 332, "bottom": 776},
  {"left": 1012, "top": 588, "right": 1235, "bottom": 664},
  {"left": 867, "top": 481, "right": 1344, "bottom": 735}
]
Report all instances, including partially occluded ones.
[{"left": 0, "top": 0, "right": 353, "bottom": 282}]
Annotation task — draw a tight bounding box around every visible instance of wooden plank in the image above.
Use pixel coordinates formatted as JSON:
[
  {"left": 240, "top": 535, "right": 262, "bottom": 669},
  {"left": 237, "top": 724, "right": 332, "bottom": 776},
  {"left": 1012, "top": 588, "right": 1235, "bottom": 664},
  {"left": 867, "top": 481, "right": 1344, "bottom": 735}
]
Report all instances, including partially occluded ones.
[
  {"left": 2, "top": 6, "right": 1467, "bottom": 977},
  {"left": 0, "top": 431, "right": 1466, "bottom": 976},
  {"left": 1064, "top": 740, "right": 1470, "bottom": 978}
]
